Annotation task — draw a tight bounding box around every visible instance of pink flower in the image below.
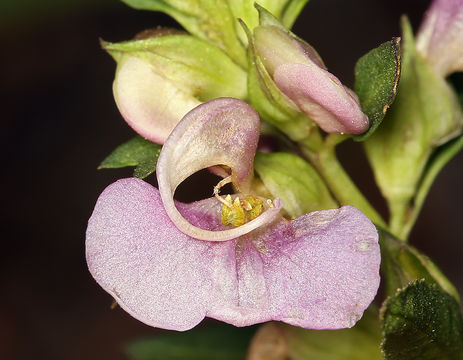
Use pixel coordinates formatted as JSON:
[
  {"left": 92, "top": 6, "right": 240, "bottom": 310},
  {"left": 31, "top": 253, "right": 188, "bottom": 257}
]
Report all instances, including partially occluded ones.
[
  {"left": 113, "top": 55, "right": 201, "bottom": 144},
  {"left": 86, "top": 98, "right": 380, "bottom": 331},
  {"left": 416, "top": 0, "right": 463, "bottom": 77}
]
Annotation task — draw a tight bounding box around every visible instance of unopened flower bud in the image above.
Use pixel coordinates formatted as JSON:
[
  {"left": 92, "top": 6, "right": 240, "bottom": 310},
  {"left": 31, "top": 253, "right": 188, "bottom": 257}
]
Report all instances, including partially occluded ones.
[{"left": 250, "top": 7, "right": 369, "bottom": 135}]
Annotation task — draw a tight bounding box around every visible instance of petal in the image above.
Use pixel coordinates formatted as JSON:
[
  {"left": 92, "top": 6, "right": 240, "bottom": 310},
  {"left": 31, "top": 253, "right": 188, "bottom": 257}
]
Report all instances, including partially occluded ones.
[
  {"left": 157, "top": 98, "right": 282, "bottom": 241},
  {"left": 87, "top": 178, "right": 380, "bottom": 330},
  {"left": 253, "top": 25, "right": 326, "bottom": 76},
  {"left": 113, "top": 55, "right": 200, "bottom": 144},
  {"left": 86, "top": 178, "right": 218, "bottom": 330},
  {"left": 209, "top": 206, "right": 380, "bottom": 329},
  {"left": 273, "top": 62, "right": 369, "bottom": 134},
  {"left": 416, "top": 0, "right": 463, "bottom": 76}
]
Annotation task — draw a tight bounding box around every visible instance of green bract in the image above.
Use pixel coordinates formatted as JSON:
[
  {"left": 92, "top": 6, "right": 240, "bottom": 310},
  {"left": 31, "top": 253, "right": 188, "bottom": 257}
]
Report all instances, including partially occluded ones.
[
  {"left": 121, "top": 0, "right": 247, "bottom": 67},
  {"left": 99, "top": 136, "right": 161, "bottom": 179},
  {"left": 380, "top": 280, "right": 463, "bottom": 360},
  {"left": 229, "top": 0, "right": 308, "bottom": 44},
  {"left": 254, "top": 152, "right": 337, "bottom": 218},
  {"left": 121, "top": 0, "right": 309, "bottom": 68},
  {"left": 364, "top": 17, "right": 463, "bottom": 238},
  {"left": 103, "top": 33, "right": 247, "bottom": 102},
  {"left": 354, "top": 38, "right": 401, "bottom": 141},
  {"left": 379, "top": 229, "right": 460, "bottom": 302}
]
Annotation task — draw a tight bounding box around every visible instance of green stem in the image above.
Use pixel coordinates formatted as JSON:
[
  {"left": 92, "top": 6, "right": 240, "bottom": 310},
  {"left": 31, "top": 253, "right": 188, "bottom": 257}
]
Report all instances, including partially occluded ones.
[
  {"left": 300, "top": 137, "right": 387, "bottom": 227},
  {"left": 388, "top": 199, "right": 409, "bottom": 240},
  {"left": 398, "top": 134, "right": 463, "bottom": 240}
]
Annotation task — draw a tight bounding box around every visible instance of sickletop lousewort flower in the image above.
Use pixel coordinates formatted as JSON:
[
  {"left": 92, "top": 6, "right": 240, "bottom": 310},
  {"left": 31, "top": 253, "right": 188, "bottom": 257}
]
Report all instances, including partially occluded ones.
[{"left": 86, "top": 98, "right": 380, "bottom": 331}]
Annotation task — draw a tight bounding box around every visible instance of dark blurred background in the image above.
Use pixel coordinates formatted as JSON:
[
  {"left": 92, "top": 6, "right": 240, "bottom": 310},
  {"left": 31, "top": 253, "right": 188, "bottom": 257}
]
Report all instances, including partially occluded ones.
[{"left": 3, "top": 0, "right": 462, "bottom": 359}]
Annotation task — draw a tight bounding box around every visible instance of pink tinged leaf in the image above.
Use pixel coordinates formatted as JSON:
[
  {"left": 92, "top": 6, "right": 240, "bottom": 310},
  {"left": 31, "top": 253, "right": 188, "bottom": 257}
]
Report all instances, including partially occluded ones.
[
  {"left": 416, "top": 0, "right": 463, "bottom": 77},
  {"left": 86, "top": 178, "right": 380, "bottom": 331},
  {"left": 113, "top": 55, "right": 200, "bottom": 144},
  {"left": 273, "top": 62, "right": 369, "bottom": 134},
  {"left": 156, "top": 97, "right": 282, "bottom": 242}
]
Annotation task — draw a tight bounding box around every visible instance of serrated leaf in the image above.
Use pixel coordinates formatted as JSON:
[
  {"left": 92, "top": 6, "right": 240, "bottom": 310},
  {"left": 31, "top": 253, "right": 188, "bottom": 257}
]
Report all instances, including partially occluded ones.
[
  {"left": 254, "top": 152, "right": 337, "bottom": 218},
  {"left": 126, "top": 324, "right": 256, "bottom": 360},
  {"left": 379, "top": 229, "right": 460, "bottom": 302},
  {"left": 354, "top": 38, "right": 401, "bottom": 141},
  {"left": 99, "top": 136, "right": 161, "bottom": 179},
  {"left": 381, "top": 280, "right": 463, "bottom": 360}
]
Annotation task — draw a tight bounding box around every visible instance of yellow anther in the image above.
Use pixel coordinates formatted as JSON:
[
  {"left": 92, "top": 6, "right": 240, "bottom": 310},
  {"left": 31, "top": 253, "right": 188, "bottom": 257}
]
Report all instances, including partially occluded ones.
[
  {"left": 214, "top": 177, "right": 267, "bottom": 227},
  {"left": 221, "top": 196, "right": 246, "bottom": 227},
  {"left": 245, "top": 196, "right": 264, "bottom": 221}
]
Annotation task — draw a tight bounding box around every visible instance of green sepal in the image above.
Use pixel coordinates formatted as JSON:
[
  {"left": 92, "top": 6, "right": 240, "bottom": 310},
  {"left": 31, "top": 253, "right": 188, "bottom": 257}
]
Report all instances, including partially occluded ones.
[
  {"left": 242, "top": 19, "right": 315, "bottom": 142},
  {"left": 121, "top": 0, "right": 247, "bottom": 67},
  {"left": 380, "top": 280, "right": 463, "bottom": 360},
  {"left": 126, "top": 324, "right": 256, "bottom": 360},
  {"left": 103, "top": 34, "right": 247, "bottom": 102},
  {"left": 353, "top": 38, "right": 401, "bottom": 141},
  {"left": 229, "top": 0, "right": 308, "bottom": 45},
  {"left": 254, "top": 152, "right": 337, "bottom": 218},
  {"left": 99, "top": 136, "right": 161, "bottom": 179},
  {"left": 278, "top": 307, "right": 382, "bottom": 360},
  {"left": 379, "top": 228, "right": 460, "bottom": 302}
]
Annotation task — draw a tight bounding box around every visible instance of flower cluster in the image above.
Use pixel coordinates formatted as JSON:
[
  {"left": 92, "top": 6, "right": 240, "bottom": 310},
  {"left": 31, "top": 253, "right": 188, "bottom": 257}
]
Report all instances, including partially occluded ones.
[{"left": 86, "top": 0, "right": 463, "bottom": 336}]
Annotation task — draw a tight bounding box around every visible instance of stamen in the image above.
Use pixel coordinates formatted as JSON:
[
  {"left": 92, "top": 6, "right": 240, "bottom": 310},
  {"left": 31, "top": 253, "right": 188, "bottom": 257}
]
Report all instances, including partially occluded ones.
[{"left": 214, "top": 175, "right": 233, "bottom": 208}]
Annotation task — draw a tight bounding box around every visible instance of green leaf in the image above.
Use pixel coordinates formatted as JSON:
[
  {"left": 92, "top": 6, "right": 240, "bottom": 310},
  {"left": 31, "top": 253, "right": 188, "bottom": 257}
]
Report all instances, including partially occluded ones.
[
  {"left": 126, "top": 324, "right": 256, "bottom": 360},
  {"left": 99, "top": 136, "right": 161, "bottom": 179},
  {"left": 379, "top": 229, "right": 460, "bottom": 302},
  {"left": 121, "top": 0, "right": 247, "bottom": 67},
  {"left": 279, "top": 307, "right": 382, "bottom": 360},
  {"left": 254, "top": 152, "right": 337, "bottom": 218},
  {"left": 353, "top": 38, "right": 401, "bottom": 141},
  {"left": 381, "top": 280, "right": 463, "bottom": 360}
]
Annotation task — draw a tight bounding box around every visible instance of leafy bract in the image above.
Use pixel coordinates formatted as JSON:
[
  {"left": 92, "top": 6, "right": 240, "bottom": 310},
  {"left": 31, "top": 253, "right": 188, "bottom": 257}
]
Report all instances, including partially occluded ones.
[
  {"left": 381, "top": 280, "right": 463, "bottom": 360},
  {"left": 99, "top": 136, "right": 161, "bottom": 179},
  {"left": 121, "top": 0, "right": 247, "bottom": 67},
  {"left": 254, "top": 152, "right": 337, "bottom": 218},
  {"left": 103, "top": 34, "right": 247, "bottom": 102},
  {"left": 379, "top": 229, "right": 460, "bottom": 302},
  {"left": 354, "top": 38, "right": 401, "bottom": 141}
]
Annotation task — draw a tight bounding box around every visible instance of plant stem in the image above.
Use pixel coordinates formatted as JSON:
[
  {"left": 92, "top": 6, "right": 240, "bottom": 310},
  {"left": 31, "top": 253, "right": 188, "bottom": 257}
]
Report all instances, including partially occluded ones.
[
  {"left": 398, "top": 135, "right": 463, "bottom": 240},
  {"left": 388, "top": 199, "right": 409, "bottom": 240},
  {"left": 300, "top": 136, "right": 387, "bottom": 227}
]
